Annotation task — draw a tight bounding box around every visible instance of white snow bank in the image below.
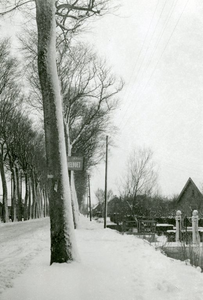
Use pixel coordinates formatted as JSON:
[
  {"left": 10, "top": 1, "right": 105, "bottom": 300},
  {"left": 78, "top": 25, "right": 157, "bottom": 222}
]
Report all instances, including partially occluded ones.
[{"left": 1, "top": 216, "right": 203, "bottom": 300}]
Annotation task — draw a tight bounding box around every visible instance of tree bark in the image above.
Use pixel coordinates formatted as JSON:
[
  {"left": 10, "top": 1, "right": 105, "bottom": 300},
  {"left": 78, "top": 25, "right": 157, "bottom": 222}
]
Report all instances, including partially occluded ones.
[
  {"left": 27, "top": 176, "right": 31, "bottom": 219},
  {"left": 11, "top": 168, "right": 17, "bottom": 222},
  {"left": 0, "top": 147, "right": 9, "bottom": 223},
  {"left": 70, "top": 171, "right": 79, "bottom": 228},
  {"left": 31, "top": 169, "right": 37, "bottom": 219},
  {"left": 35, "top": 0, "right": 78, "bottom": 264},
  {"left": 16, "top": 166, "right": 22, "bottom": 221},
  {"left": 65, "top": 122, "right": 79, "bottom": 229},
  {"left": 24, "top": 171, "right": 29, "bottom": 221}
]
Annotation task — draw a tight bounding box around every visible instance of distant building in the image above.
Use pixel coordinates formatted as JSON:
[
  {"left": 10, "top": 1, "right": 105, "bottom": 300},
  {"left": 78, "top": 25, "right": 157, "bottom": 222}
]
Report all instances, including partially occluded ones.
[{"left": 177, "top": 177, "right": 203, "bottom": 216}]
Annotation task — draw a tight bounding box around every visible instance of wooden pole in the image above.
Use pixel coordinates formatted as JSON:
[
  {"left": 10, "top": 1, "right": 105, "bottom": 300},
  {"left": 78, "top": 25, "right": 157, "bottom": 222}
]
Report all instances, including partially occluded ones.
[{"left": 104, "top": 135, "right": 108, "bottom": 228}]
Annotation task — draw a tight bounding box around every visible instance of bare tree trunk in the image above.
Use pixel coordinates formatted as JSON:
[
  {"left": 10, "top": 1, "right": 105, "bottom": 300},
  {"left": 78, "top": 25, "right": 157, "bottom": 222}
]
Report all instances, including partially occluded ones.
[
  {"left": 36, "top": 183, "right": 43, "bottom": 218},
  {"left": 35, "top": 0, "right": 78, "bottom": 264},
  {"left": 16, "top": 166, "right": 22, "bottom": 221},
  {"left": 8, "top": 154, "right": 17, "bottom": 222},
  {"left": 43, "top": 188, "right": 46, "bottom": 217},
  {"left": 65, "top": 122, "right": 79, "bottom": 229},
  {"left": 70, "top": 171, "right": 79, "bottom": 228},
  {"left": 0, "top": 147, "right": 9, "bottom": 223},
  {"left": 24, "top": 171, "right": 29, "bottom": 221},
  {"left": 11, "top": 168, "right": 17, "bottom": 222},
  {"left": 28, "top": 177, "right": 32, "bottom": 219},
  {"left": 31, "top": 169, "right": 37, "bottom": 219},
  {"left": 44, "top": 186, "right": 49, "bottom": 217}
]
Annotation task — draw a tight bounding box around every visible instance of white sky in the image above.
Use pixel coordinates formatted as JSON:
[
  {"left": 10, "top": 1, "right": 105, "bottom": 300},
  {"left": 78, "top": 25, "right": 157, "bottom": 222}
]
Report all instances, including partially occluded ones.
[
  {"left": 84, "top": 0, "right": 203, "bottom": 201},
  {"left": 1, "top": 0, "right": 203, "bottom": 202}
]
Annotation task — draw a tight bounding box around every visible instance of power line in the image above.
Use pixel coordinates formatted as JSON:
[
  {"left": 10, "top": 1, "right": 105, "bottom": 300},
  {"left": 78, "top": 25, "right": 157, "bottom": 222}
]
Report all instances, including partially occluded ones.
[
  {"left": 116, "top": 0, "right": 162, "bottom": 119},
  {"left": 134, "top": 0, "right": 190, "bottom": 106},
  {"left": 119, "top": 0, "right": 190, "bottom": 132},
  {"left": 118, "top": 1, "right": 176, "bottom": 129},
  {"left": 130, "top": 0, "right": 178, "bottom": 102}
]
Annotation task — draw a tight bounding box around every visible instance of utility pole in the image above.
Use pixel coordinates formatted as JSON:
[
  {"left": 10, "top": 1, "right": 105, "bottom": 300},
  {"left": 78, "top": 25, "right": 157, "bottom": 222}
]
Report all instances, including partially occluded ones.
[
  {"left": 88, "top": 174, "right": 92, "bottom": 221},
  {"left": 104, "top": 135, "right": 108, "bottom": 228}
]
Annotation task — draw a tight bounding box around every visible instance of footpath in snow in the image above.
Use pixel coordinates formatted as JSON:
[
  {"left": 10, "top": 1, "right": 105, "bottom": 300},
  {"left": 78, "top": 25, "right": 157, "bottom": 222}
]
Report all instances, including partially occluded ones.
[{"left": 1, "top": 216, "right": 203, "bottom": 300}]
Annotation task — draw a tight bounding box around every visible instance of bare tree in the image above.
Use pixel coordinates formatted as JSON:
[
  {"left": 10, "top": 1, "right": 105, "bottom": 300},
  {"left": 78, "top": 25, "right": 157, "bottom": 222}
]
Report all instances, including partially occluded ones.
[
  {"left": 0, "top": 0, "right": 112, "bottom": 264},
  {"left": 20, "top": 31, "right": 123, "bottom": 225},
  {"left": 60, "top": 44, "right": 123, "bottom": 225},
  {"left": 95, "top": 188, "right": 113, "bottom": 204},
  {"left": 120, "top": 147, "right": 158, "bottom": 218},
  {"left": 0, "top": 38, "right": 22, "bottom": 222},
  {"left": 20, "top": 33, "right": 123, "bottom": 168}
]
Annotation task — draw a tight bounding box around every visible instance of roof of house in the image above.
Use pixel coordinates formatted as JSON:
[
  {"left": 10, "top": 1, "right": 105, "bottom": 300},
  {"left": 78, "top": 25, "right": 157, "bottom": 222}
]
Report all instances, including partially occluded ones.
[{"left": 177, "top": 177, "right": 202, "bottom": 203}]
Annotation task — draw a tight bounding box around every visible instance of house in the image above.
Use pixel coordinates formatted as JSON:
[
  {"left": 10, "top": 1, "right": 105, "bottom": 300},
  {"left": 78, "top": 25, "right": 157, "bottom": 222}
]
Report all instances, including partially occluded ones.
[
  {"left": 92, "top": 196, "right": 130, "bottom": 220},
  {"left": 177, "top": 177, "right": 203, "bottom": 216},
  {"left": 92, "top": 202, "right": 103, "bottom": 218}
]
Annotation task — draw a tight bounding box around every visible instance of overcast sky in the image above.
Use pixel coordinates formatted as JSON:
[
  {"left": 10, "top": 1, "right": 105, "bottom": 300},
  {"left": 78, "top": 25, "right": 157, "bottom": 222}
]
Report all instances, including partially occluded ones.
[
  {"left": 1, "top": 0, "right": 203, "bottom": 202},
  {"left": 84, "top": 0, "right": 203, "bottom": 201}
]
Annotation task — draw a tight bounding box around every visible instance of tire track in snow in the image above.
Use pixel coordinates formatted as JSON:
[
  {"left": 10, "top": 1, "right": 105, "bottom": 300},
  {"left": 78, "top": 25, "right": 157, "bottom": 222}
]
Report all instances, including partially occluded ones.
[{"left": 0, "top": 218, "right": 50, "bottom": 294}]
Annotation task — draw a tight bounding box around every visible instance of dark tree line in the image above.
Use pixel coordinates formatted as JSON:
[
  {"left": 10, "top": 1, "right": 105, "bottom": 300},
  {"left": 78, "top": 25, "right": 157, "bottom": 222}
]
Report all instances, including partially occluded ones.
[
  {"left": 100, "top": 194, "right": 178, "bottom": 225},
  {"left": 0, "top": 38, "right": 48, "bottom": 223},
  {"left": 0, "top": 0, "right": 122, "bottom": 264}
]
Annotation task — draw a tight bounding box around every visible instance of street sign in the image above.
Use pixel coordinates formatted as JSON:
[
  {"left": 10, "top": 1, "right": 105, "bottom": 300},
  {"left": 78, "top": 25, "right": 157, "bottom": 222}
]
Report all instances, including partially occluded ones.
[{"left": 67, "top": 156, "right": 83, "bottom": 171}]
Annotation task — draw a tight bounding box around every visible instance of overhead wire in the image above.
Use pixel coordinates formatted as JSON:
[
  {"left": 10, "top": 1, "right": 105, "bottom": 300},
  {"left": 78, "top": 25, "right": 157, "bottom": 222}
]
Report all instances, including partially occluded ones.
[
  {"left": 130, "top": 0, "right": 190, "bottom": 140},
  {"left": 118, "top": 0, "right": 175, "bottom": 130},
  {"left": 128, "top": 0, "right": 178, "bottom": 103},
  {"left": 119, "top": 0, "right": 190, "bottom": 132},
  {"left": 126, "top": 0, "right": 168, "bottom": 97},
  {"left": 116, "top": 0, "right": 201, "bottom": 180},
  {"left": 133, "top": 0, "right": 190, "bottom": 108},
  {"left": 115, "top": 0, "right": 162, "bottom": 115}
]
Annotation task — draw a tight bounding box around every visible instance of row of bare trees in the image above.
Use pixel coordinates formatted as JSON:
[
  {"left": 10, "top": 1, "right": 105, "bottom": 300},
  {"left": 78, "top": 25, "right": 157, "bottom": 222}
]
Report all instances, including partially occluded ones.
[
  {"left": 0, "top": 0, "right": 122, "bottom": 264},
  {"left": 20, "top": 29, "right": 123, "bottom": 210},
  {"left": 0, "top": 39, "right": 48, "bottom": 222},
  {"left": 0, "top": 37, "right": 122, "bottom": 224}
]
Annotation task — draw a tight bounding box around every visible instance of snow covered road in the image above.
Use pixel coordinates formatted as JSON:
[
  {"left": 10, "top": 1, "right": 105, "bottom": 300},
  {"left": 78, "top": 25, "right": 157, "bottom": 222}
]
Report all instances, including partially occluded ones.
[
  {"left": 0, "top": 218, "right": 50, "bottom": 294},
  {"left": 1, "top": 217, "right": 203, "bottom": 300}
]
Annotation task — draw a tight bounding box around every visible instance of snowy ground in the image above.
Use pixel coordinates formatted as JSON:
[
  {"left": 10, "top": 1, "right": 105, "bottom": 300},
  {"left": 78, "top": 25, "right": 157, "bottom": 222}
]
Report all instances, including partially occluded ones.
[{"left": 1, "top": 217, "right": 203, "bottom": 300}]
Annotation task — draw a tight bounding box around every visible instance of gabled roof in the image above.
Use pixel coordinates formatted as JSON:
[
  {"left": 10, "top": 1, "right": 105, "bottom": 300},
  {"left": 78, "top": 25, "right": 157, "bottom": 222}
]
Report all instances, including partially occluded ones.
[{"left": 177, "top": 177, "right": 202, "bottom": 203}]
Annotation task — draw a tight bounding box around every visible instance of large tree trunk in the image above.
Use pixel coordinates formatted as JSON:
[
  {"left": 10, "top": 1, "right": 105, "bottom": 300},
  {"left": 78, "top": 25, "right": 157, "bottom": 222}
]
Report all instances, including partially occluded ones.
[
  {"left": 35, "top": 0, "right": 78, "bottom": 264},
  {"left": 0, "top": 148, "right": 9, "bottom": 223}
]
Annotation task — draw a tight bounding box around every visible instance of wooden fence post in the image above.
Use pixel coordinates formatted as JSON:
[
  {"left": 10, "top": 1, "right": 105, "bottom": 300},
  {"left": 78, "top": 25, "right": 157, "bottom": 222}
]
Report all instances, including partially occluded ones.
[
  {"left": 192, "top": 210, "right": 199, "bottom": 244},
  {"left": 175, "top": 210, "right": 182, "bottom": 242}
]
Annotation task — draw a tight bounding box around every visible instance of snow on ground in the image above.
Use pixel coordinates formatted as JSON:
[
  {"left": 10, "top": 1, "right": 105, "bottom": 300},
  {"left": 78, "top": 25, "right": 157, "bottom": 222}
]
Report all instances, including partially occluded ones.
[
  {"left": 1, "top": 216, "right": 203, "bottom": 300},
  {"left": 0, "top": 218, "right": 49, "bottom": 294}
]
